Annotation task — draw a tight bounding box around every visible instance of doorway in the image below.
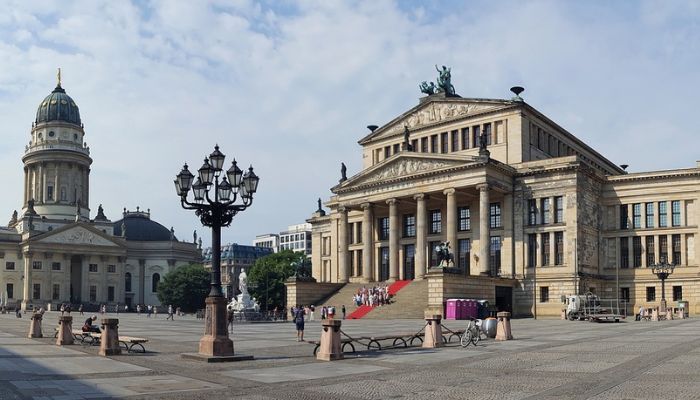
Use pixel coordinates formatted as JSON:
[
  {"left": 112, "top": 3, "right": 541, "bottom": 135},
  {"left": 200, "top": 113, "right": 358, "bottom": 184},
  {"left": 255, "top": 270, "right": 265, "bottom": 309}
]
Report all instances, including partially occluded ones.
[
  {"left": 70, "top": 255, "right": 82, "bottom": 303},
  {"left": 403, "top": 244, "right": 415, "bottom": 280},
  {"left": 495, "top": 286, "right": 512, "bottom": 313}
]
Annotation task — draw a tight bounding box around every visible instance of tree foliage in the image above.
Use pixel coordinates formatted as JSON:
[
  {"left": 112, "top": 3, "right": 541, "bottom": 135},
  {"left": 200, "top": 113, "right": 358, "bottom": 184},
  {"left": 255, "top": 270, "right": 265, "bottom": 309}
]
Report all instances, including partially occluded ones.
[
  {"left": 156, "top": 263, "right": 209, "bottom": 312},
  {"left": 248, "top": 250, "right": 303, "bottom": 311}
]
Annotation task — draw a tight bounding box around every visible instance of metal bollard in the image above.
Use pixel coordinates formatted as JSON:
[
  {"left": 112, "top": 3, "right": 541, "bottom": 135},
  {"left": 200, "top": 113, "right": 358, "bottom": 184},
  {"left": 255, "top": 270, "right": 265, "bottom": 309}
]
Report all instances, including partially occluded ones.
[
  {"left": 99, "top": 318, "right": 122, "bottom": 356},
  {"left": 495, "top": 311, "right": 513, "bottom": 341},
  {"left": 317, "top": 319, "right": 343, "bottom": 361}
]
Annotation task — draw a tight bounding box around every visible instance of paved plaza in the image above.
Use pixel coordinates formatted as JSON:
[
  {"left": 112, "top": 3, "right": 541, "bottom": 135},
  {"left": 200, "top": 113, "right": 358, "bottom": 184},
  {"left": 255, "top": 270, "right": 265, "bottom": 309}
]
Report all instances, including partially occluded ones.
[{"left": 1, "top": 312, "right": 700, "bottom": 399}]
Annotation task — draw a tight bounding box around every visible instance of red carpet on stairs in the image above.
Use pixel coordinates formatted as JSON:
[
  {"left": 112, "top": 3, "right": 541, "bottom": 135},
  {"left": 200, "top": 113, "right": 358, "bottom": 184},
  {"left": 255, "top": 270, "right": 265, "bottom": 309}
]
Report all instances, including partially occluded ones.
[{"left": 347, "top": 280, "right": 412, "bottom": 320}]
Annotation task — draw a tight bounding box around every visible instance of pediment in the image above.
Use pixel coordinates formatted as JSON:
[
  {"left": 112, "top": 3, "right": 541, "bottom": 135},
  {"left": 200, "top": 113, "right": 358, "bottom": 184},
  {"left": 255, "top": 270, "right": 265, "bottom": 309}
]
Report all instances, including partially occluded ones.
[
  {"left": 359, "top": 98, "right": 513, "bottom": 144},
  {"left": 34, "top": 224, "right": 122, "bottom": 247}
]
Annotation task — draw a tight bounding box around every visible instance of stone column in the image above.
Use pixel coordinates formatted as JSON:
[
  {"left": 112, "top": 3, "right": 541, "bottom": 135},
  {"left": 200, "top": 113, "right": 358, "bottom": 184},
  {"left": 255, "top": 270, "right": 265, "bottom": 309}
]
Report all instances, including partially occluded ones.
[
  {"left": 477, "top": 184, "right": 490, "bottom": 275},
  {"left": 22, "top": 252, "right": 32, "bottom": 310},
  {"left": 444, "top": 189, "right": 457, "bottom": 259},
  {"left": 361, "top": 203, "right": 373, "bottom": 282},
  {"left": 387, "top": 199, "right": 399, "bottom": 281},
  {"left": 415, "top": 194, "right": 427, "bottom": 278},
  {"left": 337, "top": 206, "right": 349, "bottom": 283}
]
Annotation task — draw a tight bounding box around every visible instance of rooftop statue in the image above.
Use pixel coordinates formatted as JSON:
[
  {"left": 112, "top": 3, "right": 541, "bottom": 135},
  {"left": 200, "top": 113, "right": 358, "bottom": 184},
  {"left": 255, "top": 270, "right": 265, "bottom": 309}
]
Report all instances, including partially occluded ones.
[
  {"left": 435, "top": 65, "right": 456, "bottom": 96},
  {"left": 340, "top": 162, "right": 347, "bottom": 182},
  {"left": 419, "top": 81, "right": 436, "bottom": 95}
]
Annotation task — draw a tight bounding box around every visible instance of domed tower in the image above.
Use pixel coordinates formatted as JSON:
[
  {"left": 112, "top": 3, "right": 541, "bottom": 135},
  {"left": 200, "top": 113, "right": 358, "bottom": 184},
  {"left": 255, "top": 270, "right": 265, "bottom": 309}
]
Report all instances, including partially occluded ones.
[{"left": 21, "top": 71, "right": 92, "bottom": 220}]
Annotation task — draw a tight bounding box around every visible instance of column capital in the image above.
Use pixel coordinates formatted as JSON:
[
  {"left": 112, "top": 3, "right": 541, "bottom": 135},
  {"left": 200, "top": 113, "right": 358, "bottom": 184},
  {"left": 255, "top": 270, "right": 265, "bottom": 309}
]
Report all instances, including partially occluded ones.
[
  {"left": 337, "top": 205, "right": 349, "bottom": 213},
  {"left": 443, "top": 188, "right": 456, "bottom": 196},
  {"left": 476, "top": 183, "right": 490, "bottom": 192},
  {"left": 413, "top": 193, "right": 426, "bottom": 201},
  {"left": 360, "top": 202, "right": 373, "bottom": 210},
  {"left": 386, "top": 198, "right": 398, "bottom": 206}
]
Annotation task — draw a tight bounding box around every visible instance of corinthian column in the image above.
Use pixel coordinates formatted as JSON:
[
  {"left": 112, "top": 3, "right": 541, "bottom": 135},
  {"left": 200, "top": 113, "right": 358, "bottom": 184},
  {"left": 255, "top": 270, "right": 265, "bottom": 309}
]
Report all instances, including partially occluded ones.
[
  {"left": 338, "top": 206, "right": 349, "bottom": 283},
  {"left": 444, "top": 188, "right": 457, "bottom": 258},
  {"left": 477, "top": 184, "right": 490, "bottom": 275},
  {"left": 361, "top": 203, "right": 373, "bottom": 282},
  {"left": 387, "top": 199, "right": 399, "bottom": 281},
  {"left": 415, "top": 194, "right": 427, "bottom": 278}
]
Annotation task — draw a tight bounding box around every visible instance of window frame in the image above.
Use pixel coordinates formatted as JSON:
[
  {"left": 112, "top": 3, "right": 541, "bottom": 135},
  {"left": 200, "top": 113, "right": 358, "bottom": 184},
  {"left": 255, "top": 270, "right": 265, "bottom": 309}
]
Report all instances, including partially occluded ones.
[
  {"left": 458, "top": 207, "right": 470, "bottom": 231},
  {"left": 429, "top": 209, "right": 442, "bottom": 234}
]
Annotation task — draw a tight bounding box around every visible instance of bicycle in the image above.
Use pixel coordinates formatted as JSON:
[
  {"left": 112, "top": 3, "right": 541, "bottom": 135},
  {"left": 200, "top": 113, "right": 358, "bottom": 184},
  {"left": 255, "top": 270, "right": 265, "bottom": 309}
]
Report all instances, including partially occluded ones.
[{"left": 460, "top": 318, "right": 484, "bottom": 347}]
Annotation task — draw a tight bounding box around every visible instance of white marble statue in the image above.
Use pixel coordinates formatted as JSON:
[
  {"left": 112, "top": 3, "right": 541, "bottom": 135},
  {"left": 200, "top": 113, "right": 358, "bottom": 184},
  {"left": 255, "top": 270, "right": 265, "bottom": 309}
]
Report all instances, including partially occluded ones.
[{"left": 238, "top": 270, "right": 248, "bottom": 295}]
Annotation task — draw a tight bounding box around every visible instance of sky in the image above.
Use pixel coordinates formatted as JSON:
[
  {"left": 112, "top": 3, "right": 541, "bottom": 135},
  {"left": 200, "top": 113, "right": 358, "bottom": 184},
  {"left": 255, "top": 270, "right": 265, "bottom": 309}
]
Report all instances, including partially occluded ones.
[{"left": 0, "top": 0, "right": 699, "bottom": 248}]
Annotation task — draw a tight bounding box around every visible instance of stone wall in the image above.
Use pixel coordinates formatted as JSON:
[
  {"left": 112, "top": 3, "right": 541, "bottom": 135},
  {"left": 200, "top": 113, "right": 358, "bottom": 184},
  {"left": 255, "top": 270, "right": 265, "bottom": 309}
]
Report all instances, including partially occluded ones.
[
  {"left": 285, "top": 279, "right": 343, "bottom": 312},
  {"left": 427, "top": 270, "right": 516, "bottom": 314}
]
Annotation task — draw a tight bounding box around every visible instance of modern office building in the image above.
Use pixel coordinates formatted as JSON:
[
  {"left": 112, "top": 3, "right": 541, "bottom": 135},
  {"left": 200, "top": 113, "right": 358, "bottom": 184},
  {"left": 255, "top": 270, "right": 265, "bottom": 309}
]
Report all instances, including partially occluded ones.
[{"left": 279, "top": 223, "right": 312, "bottom": 255}]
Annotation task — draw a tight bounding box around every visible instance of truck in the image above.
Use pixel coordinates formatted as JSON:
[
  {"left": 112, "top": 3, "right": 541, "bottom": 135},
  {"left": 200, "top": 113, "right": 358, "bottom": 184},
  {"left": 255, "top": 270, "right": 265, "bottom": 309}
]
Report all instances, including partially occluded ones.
[{"left": 565, "top": 292, "right": 624, "bottom": 322}]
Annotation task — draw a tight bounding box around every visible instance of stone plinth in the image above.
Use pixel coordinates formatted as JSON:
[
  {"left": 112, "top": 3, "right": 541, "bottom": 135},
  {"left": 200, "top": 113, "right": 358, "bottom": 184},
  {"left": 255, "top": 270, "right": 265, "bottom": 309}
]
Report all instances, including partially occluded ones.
[
  {"left": 28, "top": 312, "right": 43, "bottom": 338},
  {"left": 56, "top": 316, "right": 74, "bottom": 346},
  {"left": 495, "top": 311, "right": 513, "bottom": 341},
  {"left": 99, "top": 318, "right": 121, "bottom": 356},
  {"left": 285, "top": 279, "right": 341, "bottom": 314},
  {"left": 423, "top": 313, "right": 443, "bottom": 348},
  {"left": 317, "top": 319, "right": 343, "bottom": 361},
  {"left": 651, "top": 307, "right": 659, "bottom": 321}
]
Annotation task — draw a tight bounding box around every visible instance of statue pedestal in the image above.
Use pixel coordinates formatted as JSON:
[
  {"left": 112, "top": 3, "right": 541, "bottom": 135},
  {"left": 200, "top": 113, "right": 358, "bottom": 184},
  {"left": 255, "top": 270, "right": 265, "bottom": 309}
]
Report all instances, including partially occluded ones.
[
  {"left": 423, "top": 313, "right": 443, "bottom": 348},
  {"left": 28, "top": 313, "right": 43, "bottom": 338},
  {"left": 317, "top": 320, "right": 343, "bottom": 361},
  {"left": 56, "top": 316, "right": 74, "bottom": 346},
  {"left": 99, "top": 318, "right": 122, "bottom": 356}
]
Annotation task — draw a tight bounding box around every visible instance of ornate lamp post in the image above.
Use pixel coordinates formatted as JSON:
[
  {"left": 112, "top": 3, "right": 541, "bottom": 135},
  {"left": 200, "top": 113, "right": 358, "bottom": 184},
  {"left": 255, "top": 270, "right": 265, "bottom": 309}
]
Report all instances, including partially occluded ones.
[
  {"left": 650, "top": 258, "right": 675, "bottom": 311},
  {"left": 175, "top": 145, "right": 259, "bottom": 360}
]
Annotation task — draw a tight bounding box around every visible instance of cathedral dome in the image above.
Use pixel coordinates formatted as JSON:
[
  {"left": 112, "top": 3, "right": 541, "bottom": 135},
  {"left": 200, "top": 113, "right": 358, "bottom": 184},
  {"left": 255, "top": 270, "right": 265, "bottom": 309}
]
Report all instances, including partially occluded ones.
[
  {"left": 113, "top": 210, "right": 175, "bottom": 242},
  {"left": 35, "top": 85, "right": 81, "bottom": 126}
]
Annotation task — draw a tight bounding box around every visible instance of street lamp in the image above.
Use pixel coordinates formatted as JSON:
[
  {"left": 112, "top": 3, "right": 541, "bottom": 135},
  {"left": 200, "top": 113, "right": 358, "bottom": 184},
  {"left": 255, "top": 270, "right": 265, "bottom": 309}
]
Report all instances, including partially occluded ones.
[
  {"left": 176, "top": 145, "right": 259, "bottom": 359},
  {"left": 650, "top": 258, "right": 675, "bottom": 310}
]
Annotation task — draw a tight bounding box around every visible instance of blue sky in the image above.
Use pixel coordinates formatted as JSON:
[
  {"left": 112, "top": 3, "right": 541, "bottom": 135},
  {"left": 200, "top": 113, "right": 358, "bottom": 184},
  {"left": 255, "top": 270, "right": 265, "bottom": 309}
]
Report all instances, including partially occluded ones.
[{"left": 0, "top": 1, "right": 698, "bottom": 247}]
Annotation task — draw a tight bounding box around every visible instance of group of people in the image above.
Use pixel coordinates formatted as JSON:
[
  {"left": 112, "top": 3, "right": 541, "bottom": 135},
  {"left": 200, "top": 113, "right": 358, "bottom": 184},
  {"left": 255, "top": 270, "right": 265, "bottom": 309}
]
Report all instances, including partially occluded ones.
[
  {"left": 291, "top": 304, "right": 349, "bottom": 341},
  {"left": 353, "top": 285, "right": 391, "bottom": 307}
]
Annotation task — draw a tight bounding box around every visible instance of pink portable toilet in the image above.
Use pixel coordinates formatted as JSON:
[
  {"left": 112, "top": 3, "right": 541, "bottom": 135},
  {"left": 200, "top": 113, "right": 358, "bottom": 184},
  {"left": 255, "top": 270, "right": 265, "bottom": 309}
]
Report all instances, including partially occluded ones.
[
  {"left": 456, "top": 300, "right": 465, "bottom": 320},
  {"left": 445, "top": 299, "right": 458, "bottom": 320}
]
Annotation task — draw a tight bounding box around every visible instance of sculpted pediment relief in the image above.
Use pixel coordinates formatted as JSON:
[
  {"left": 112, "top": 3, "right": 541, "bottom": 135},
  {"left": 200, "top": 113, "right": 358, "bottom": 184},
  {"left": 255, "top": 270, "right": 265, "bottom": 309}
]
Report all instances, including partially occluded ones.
[{"left": 37, "top": 226, "right": 119, "bottom": 247}]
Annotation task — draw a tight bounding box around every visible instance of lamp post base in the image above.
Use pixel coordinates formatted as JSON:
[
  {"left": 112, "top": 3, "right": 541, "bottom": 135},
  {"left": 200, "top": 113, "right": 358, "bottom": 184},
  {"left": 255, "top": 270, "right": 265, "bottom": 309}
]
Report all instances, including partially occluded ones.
[{"left": 199, "top": 296, "right": 234, "bottom": 357}]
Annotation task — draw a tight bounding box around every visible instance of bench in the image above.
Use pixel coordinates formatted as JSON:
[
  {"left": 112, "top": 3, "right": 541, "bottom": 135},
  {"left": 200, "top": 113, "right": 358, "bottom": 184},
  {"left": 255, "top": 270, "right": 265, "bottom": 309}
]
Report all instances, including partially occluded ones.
[
  {"left": 306, "top": 339, "right": 356, "bottom": 356},
  {"left": 54, "top": 328, "right": 148, "bottom": 353}
]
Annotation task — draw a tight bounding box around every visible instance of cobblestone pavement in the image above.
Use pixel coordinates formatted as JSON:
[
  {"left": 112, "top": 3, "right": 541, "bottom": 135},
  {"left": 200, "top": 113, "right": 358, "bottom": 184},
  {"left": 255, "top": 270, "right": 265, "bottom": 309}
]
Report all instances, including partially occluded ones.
[{"left": 1, "top": 311, "right": 700, "bottom": 399}]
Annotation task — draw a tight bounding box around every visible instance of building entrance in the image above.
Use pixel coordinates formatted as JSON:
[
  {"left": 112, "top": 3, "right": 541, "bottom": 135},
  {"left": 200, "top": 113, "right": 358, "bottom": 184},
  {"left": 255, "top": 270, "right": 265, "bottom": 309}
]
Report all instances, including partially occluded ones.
[
  {"left": 70, "top": 255, "right": 82, "bottom": 303},
  {"left": 495, "top": 286, "right": 512, "bottom": 313}
]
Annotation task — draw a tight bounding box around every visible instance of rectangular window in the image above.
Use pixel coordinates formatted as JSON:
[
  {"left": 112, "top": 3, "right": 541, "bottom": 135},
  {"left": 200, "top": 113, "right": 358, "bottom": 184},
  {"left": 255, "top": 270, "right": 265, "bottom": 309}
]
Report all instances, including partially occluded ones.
[
  {"left": 645, "top": 203, "right": 654, "bottom": 228},
  {"left": 672, "top": 200, "right": 681, "bottom": 227},
  {"left": 659, "top": 201, "right": 668, "bottom": 227},
  {"left": 458, "top": 207, "right": 470, "bottom": 231},
  {"left": 5, "top": 261, "right": 14, "bottom": 270},
  {"left": 450, "top": 130, "right": 459, "bottom": 152},
  {"left": 659, "top": 235, "right": 668, "bottom": 263},
  {"left": 490, "top": 203, "right": 502, "bottom": 229},
  {"left": 672, "top": 234, "right": 681, "bottom": 265},
  {"left": 52, "top": 284, "right": 60, "bottom": 301},
  {"left": 430, "top": 241, "right": 441, "bottom": 267},
  {"left": 89, "top": 286, "right": 97, "bottom": 302},
  {"left": 673, "top": 286, "right": 683, "bottom": 302},
  {"left": 460, "top": 128, "right": 469, "bottom": 150},
  {"left": 6, "top": 283, "right": 13, "bottom": 299},
  {"left": 421, "top": 137, "right": 428, "bottom": 153},
  {"left": 646, "top": 236, "right": 655, "bottom": 266},
  {"left": 633, "top": 203, "right": 642, "bottom": 229},
  {"left": 441, "top": 132, "right": 449, "bottom": 153},
  {"left": 472, "top": 125, "right": 480, "bottom": 148},
  {"left": 430, "top": 210, "right": 442, "bottom": 234},
  {"left": 89, "top": 264, "right": 98, "bottom": 272},
  {"left": 554, "top": 196, "right": 564, "bottom": 223},
  {"left": 458, "top": 239, "right": 471, "bottom": 274},
  {"left": 620, "top": 205, "right": 629, "bottom": 229},
  {"left": 51, "top": 262, "right": 61, "bottom": 271},
  {"left": 620, "top": 237, "right": 629, "bottom": 268},
  {"left": 484, "top": 123, "right": 492, "bottom": 145},
  {"left": 384, "top": 146, "right": 390, "bottom": 159},
  {"left": 33, "top": 284, "right": 41, "bottom": 300},
  {"left": 527, "top": 234, "right": 537, "bottom": 268},
  {"left": 633, "top": 237, "right": 642, "bottom": 268},
  {"left": 379, "top": 217, "right": 389, "bottom": 240},
  {"left": 528, "top": 199, "right": 537, "bottom": 225},
  {"left": 620, "top": 287, "right": 630, "bottom": 302},
  {"left": 490, "top": 236, "right": 502, "bottom": 275},
  {"left": 108, "top": 286, "right": 115, "bottom": 302},
  {"left": 541, "top": 198, "right": 551, "bottom": 224},
  {"left": 646, "top": 286, "right": 656, "bottom": 302},
  {"left": 541, "top": 233, "right": 550, "bottom": 266},
  {"left": 430, "top": 135, "right": 438, "bottom": 153},
  {"left": 32, "top": 261, "right": 42, "bottom": 270},
  {"left": 380, "top": 247, "right": 389, "bottom": 281},
  {"left": 393, "top": 143, "right": 400, "bottom": 154},
  {"left": 540, "top": 286, "right": 549, "bottom": 303},
  {"left": 411, "top": 139, "right": 418, "bottom": 152},
  {"left": 108, "top": 264, "right": 116, "bottom": 273},
  {"left": 47, "top": 185, "right": 54, "bottom": 201},
  {"left": 403, "top": 245, "right": 414, "bottom": 279},
  {"left": 349, "top": 223, "right": 356, "bottom": 245},
  {"left": 403, "top": 214, "right": 416, "bottom": 238},
  {"left": 555, "top": 232, "right": 564, "bottom": 265}
]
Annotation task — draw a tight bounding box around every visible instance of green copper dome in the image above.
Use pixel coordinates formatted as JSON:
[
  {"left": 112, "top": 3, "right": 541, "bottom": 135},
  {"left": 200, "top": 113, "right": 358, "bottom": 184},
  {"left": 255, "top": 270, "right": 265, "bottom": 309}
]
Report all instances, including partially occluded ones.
[{"left": 35, "top": 85, "right": 81, "bottom": 126}]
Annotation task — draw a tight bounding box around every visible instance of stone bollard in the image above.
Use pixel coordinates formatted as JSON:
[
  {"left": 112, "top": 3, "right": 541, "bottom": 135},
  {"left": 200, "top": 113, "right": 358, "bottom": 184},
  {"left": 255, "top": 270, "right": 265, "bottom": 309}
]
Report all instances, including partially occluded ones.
[
  {"left": 651, "top": 307, "right": 659, "bottom": 322},
  {"left": 666, "top": 308, "right": 674, "bottom": 320},
  {"left": 99, "top": 318, "right": 121, "bottom": 356},
  {"left": 560, "top": 309, "right": 566, "bottom": 320},
  {"left": 317, "top": 319, "right": 342, "bottom": 361},
  {"left": 56, "top": 316, "right": 74, "bottom": 345},
  {"left": 422, "top": 313, "right": 443, "bottom": 348},
  {"left": 495, "top": 311, "right": 513, "bottom": 341},
  {"left": 678, "top": 308, "right": 686, "bottom": 319},
  {"left": 28, "top": 312, "right": 43, "bottom": 338}
]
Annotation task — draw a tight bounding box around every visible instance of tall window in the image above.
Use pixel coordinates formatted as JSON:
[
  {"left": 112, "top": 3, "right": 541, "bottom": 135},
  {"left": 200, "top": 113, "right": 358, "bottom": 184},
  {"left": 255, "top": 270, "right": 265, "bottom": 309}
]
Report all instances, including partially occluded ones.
[
  {"left": 33, "top": 284, "right": 41, "bottom": 300},
  {"left": 633, "top": 237, "right": 642, "bottom": 268},
  {"left": 379, "top": 217, "right": 390, "bottom": 240},
  {"left": 384, "top": 146, "right": 390, "bottom": 159},
  {"left": 451, "top": 130, "right": 459, "bottom": 152},
  {"left": 52, "top": 284, "right": 60, "bottom": 300},
  {"left": 620, "top": 237, "right": 629, "bottom": 268},
  {"left": 32, "top": 261, "right": 42, "bottom": 270},
  {"left": 125, "top": 272, "right": 132, "bottom": 293},
  {"left": 430, "top": 135, "right": 438, "bottom": 153},
  {"left": 659, "top": 235, "right": 668, "bottom": 263},
  {"left": 541, "top": 198, "right": 551, "bottom": 224},
  {"left": 458, "top": 239, "right": 471, "bottom": 274},
  {"left": 52, "top": 262, "right": 61, "bottom": 271},
  {"left": 528, "top": 199, "right": 537, "bottom": 225},
  {"left": 472, "top": 125, "right": 480, "bottom": 147},
  {"left": 458, "top": 207, "right": 470, "bottom": 231},
  {"left": 554, "top": 196, "right": 564, "bottom": 223},
  {"left": 540, "top": 286, "right": 549, "bottom": 302},
  {"left": 490, "top": 236, "right": 501, "bottom": 275},
  {"left": 107, "top": 264, "right": 116, "bottom": 273},
  {"left": 430, "top": 210, "right": 442, "bottom": 234},
  {"left": 555, "top": 232, "right": 564, "bottom": 265},
  {"left": 380, "top": 247, "right": 389, "bottom": 281},
  {"left": 659, "top": 201, "right": 668, "bottom": 227},
  {"left": 441, "top": 132, "right": 449, "bottom": 153},
  {"left": 403, "top": 214, "right": 416, "bottom": 237},
  {"left": 460, "top": 128, "right": 469, "bottom": 150},
  {"left": 490, "top": 203, "right": 502, "bottom": 228},
  {"left": 645, "top": 203, "right": 654, "bottom": 228},
  {"left": 646, "top": 236, "right": 655, "bottom": 266},
  {"left": 152, "top": 273, "right": 160, "bottom": 293},
  {"left": 108, "top": 286, "right": 115, "bottom": 302},
  {"left": 672, "top": 234, "right": 681, "bottom": 265},
  {"left": 673, "top": 286, "right": 683, "bottom": 302},
  {"left": 421, "top": 137, "right": 428, "bottom": 153},
  {"left": 620, "top": 287, "right": 630, "bottom": 302},
  {"left": 527, "top": 234, "right": 537, "bottom": 268},
  {"left": 393, "top": 143, "right": 400, "bottom": 154},
  {"left": 47, "top": 185, "right": 54, "bottom": 200},
  {"left": 646, "top": 286, "right": 656, "bottom": 302},
  {"left": 633, "top": 203, "right": 642, "bottom": 229},
  {"left": 483, "top": 123, "right": 492, "bottom": 145},
  {"left": 620, "top": 205, "right": 629, "bottom": 229},
  {"left": 429, "top": 241, "right": 441, "bottom": 267},
  {"left": 6, "top": 283, "right": 13, "bottom": 299},
  {"left": 541, "top": 233, "right": 550, "bottom": 266},
  {"left": 90, "top": 285, "right": 97, "bottom": 302},
  {"left": 672, "top": 200, "right": 681, "bottom": 227}
]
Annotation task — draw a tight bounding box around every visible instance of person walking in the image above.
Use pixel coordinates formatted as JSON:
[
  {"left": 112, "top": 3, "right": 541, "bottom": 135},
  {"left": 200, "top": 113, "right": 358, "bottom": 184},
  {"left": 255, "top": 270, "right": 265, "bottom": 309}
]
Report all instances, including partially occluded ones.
[
  {"left": 166, "top": 305, "right": 174, "bottom": 320},
  {"left": 147, "top": 305, "right": 152, "bottom": 318},
  {"left": 342, "top": 305, "right": 346, "bottom": 320},
  {"left": 294, "top": 305, "right": 305, "bottom": 342},
  {"left": 136, "top": 304, "right": 141, "bottom": 316},
  {"left": 153, "top": 306, "right": 158, "bottom": 318},
  {"left": 309, "top": 305, "right": 315, "bottom": 321},
  {"left": 78, "top": 304, "right": 84, "bottom": 315}
]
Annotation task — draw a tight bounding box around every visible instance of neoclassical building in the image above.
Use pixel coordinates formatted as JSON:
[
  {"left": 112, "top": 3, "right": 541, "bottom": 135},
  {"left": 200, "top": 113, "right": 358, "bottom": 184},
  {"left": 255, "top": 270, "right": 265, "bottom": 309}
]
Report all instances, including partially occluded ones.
[
  {"left": 0, "top": 76, "right": 200, "bottom": 310},
  {"left": 308, "top": 79, "right": 699, "bottom": 317}
]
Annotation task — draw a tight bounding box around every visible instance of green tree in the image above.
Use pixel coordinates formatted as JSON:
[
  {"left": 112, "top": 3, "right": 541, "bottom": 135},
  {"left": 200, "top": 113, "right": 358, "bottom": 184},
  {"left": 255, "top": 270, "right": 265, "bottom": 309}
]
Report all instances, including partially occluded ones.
[
  {"left": 248, "top": 250, "right": 302, "bottom": 311},
  {"left": 156, "top": 263, "right": 209, "bottom": 312}
]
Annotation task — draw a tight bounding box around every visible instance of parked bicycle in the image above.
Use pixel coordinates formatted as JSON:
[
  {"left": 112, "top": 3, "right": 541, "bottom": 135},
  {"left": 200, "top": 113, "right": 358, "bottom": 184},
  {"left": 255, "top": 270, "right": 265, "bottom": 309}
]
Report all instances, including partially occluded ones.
[{"left": 460, "top": 318, "right": 484, "bottom": 347}]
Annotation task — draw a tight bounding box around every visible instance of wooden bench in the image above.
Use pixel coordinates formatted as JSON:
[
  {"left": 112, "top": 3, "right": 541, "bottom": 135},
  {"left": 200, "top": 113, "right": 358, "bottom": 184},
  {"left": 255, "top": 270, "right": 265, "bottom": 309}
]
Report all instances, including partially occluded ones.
[
  {"left": 118, "top": 336, "right": 149, "bottom": 353},
  {"left": 54, "top": 328, "right": 148, "bottom": 353}
]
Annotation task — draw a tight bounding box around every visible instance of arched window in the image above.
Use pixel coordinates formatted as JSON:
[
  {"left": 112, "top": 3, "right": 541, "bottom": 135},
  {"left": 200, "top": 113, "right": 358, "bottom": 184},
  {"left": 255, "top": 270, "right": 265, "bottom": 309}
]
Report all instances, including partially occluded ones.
[
  {"left": 125, "top": 272, "right": 132, "bottom": 293},
  {"left": 152, "top": 273, "right": 160, "bottom": 293}
]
